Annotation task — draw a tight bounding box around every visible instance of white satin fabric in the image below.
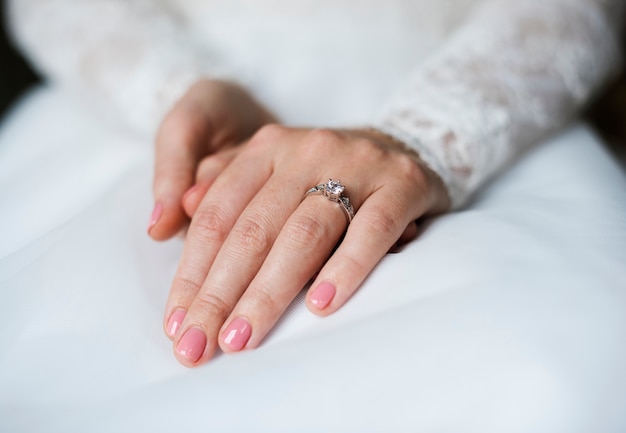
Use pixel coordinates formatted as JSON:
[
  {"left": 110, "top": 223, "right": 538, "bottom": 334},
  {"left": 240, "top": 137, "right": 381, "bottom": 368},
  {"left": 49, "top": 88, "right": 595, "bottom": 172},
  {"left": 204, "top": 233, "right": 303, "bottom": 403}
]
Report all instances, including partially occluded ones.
[{"left": 1, "top": 86, "right": 625, "bottom": 432}]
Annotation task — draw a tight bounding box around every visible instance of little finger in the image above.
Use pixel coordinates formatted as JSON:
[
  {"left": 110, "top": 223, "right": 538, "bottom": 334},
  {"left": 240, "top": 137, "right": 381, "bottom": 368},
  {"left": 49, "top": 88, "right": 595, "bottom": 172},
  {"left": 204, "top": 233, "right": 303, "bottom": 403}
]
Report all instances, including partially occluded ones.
[{"left": 307, "top": 186, "right": 424, "bottom": 315}]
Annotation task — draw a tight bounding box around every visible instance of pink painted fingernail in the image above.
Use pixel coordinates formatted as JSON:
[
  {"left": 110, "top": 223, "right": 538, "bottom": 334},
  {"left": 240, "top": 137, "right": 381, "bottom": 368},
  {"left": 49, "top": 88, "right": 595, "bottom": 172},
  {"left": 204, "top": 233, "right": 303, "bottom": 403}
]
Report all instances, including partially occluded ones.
[
  {"left": 309, "top": 282, "right": 336, "bottom": 310},
  {"left": 165, "top": 309, "right": 186, "bottom": 338},
  {"left": 176, "top": 328, "right": 207, "bottom": 363},
  {"left": 221, "top": 318, "right": 252, "bottom": 351},
  {"left": 147, "top": 202, "right": 163, "bottom": 233},
  {"left": 182, "top": 184, "right": 199, "bottom": 203}
]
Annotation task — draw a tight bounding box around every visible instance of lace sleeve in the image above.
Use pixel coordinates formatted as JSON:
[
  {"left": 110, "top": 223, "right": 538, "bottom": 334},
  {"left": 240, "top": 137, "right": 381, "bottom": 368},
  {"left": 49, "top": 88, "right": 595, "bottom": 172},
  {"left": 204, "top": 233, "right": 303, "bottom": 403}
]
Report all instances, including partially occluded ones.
[
  {"left": 6, "top": 0, "right": 228, "bottom": 135},
  {"left": 374, "top": 0, "right": 625, "bottom": 208}
]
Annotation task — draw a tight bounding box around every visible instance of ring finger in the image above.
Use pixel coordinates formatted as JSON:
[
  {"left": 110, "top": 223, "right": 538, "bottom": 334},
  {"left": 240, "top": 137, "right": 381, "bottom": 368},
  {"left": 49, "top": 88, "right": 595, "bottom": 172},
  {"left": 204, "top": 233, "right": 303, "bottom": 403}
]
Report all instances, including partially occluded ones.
[{"left": 217, "top": 179, "right": 364, "bottom": 353}]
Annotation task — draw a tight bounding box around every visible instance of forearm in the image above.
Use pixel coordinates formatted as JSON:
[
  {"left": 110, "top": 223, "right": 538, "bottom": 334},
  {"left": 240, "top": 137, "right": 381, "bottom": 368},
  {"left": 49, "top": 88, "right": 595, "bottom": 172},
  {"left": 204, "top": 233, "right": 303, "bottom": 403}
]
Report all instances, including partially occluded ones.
[{"left": 374, "top": 0, "right": 625, "bottom": 208}]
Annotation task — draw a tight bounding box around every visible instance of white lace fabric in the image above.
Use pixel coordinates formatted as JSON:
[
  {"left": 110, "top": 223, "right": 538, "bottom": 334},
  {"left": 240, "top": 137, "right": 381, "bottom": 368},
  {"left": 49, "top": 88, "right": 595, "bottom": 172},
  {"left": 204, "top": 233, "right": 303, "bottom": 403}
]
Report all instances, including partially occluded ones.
[
  {"left": 7, "top": 0, "right": 227, "bottom": 134},
  {"left": 374, "top": 0, "right": 625, "bottom": 207},
  {"left": 6, "top": 0, "right": 625, "bottom": 208}
]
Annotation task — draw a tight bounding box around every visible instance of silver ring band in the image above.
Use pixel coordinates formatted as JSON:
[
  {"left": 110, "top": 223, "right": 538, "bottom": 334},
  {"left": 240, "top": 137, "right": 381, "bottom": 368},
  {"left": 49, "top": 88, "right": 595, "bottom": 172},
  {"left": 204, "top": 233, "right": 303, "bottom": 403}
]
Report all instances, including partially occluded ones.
[{"left": 304, "top": 179, "right": 355, "bottom": 224}]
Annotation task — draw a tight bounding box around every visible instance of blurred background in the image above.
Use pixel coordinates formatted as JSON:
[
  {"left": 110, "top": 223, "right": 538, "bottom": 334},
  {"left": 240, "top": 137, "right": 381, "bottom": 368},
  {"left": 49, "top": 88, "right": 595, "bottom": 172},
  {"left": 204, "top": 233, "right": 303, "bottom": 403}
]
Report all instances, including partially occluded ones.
[
  {"left": 0, "top": 0, "right": 623, "bottom": 165},
  {"left": 0, "top": 2, "right": 38, "bottom": 120},
  {"left": 588, "top": 69, "right": 626, "bottom": 166}
]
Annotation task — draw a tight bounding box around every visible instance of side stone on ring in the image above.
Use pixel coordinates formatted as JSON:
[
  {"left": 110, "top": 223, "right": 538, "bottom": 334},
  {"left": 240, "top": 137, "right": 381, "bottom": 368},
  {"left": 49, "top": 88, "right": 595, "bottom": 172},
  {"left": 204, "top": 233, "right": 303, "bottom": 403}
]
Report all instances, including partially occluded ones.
[{"left": 304, "top": 179, "right": 355, "bottom": 224}]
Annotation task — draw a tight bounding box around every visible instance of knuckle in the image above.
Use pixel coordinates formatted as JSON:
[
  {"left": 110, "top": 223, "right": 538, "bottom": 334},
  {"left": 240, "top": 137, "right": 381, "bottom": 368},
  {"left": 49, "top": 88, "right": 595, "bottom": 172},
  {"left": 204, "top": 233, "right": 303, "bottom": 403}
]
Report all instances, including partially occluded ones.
[
  {"left": 395, "top": 153, "right": 428, "bottom": 186},
  {"left": 298, "top": 128, "right": 343, "bottom": 162},
  {"left": 361, "top": 208, "right": 401, "bottom": 240},
  {"left": 196, "top": 153, "right": 229, "bottom": 177},
  {"left": 307, "top": 128, "right": 342, "bottom": 149},
  {"left": 196, "top": 156, "right": 219, "bottom": 175},
  {"left": 231, "top": 217, "right": 273, "bottom": 255},
  {"left": 171, "top": 276, "right": 202, "bottom": 300},
  {"left": 153, "top": 163, "right": 189, "bottom": 188},
  {"left": 285, "top": 213, "right": 328, "bottom": 248},
  {"left": 337, "top": 253, "right": 369, "bottom": 279},
  {"left": 353, "top": 138, "right": 386, "bottom": 162},
  {"left": 192, "top": 207, "right": 232, "bottom": 244},
  {"left": 250, "top": 123, "right": 285, "bottom": 146},
  {"left": 194, "top": 291, "right": 232, "bottom": 321},
  {"left": 248, "top": 287, "right": 280, "bottom": 316},
  {"left": 158, "top": 108, "right": 207, "bottom": 147}
]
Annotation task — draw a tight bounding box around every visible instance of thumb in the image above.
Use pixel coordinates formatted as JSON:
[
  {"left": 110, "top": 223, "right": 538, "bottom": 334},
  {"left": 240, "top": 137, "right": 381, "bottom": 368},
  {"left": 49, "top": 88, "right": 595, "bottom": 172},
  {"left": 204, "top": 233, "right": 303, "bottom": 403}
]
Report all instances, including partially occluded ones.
[{"left": 148, "top": 109, "right": 210, "bottom": 241}]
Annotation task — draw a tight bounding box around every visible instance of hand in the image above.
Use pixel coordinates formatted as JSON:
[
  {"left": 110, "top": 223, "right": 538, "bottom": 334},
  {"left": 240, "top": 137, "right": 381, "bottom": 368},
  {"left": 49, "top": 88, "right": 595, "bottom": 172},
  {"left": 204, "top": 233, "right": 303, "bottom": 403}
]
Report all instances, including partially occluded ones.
[
  {"left": 163, "top": 125, "right": 450, "bottom": 367},
  {"left": 148, "top": 79, "right": 277, "bottom": 240}
]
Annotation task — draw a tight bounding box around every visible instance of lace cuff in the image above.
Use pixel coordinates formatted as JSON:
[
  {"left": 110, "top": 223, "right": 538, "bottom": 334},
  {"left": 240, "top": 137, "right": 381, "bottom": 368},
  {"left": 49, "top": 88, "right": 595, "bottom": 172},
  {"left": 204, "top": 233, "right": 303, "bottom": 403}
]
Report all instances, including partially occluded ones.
[{"left": 374, "top": 0, "right": 624, "bottom": 209}]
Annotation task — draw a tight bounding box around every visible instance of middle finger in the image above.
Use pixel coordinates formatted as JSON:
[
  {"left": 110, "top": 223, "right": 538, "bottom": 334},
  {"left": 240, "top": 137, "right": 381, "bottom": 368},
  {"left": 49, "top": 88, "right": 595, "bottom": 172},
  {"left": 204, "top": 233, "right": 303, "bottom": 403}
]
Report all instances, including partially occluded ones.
[
  {"left": 173, "top": 170, "right": 315, "bottom": 365},
  {"left": 217, "top": 179, "right": 362, "bottom": 353},
  {"left": 163, "top": 142, "right": 272, "bottom": 350}
]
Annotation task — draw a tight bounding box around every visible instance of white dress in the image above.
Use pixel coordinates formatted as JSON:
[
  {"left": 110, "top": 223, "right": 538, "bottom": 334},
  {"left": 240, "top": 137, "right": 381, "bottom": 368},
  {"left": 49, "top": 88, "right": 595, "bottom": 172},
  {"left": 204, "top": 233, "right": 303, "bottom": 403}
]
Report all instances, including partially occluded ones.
[
  {"left": 7, "top": 0, "right": 624, "bottom": 206},
  {"left": 1, "top": 1, "right": 626, "bottom": 432}
]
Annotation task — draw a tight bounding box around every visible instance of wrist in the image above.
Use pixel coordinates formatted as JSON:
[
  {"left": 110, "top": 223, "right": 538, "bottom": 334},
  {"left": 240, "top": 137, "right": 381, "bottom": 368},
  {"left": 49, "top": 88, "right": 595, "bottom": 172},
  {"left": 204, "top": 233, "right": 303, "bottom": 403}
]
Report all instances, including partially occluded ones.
[{"left": 347, "top": 127, "right": 451, "bottom": 215}]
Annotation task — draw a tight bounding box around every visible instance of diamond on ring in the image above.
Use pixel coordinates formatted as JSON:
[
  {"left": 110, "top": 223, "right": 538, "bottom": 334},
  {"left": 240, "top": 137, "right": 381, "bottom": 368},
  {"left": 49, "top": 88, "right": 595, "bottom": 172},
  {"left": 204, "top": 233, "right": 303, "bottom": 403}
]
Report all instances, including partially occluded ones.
[
  {"left": 326, "top": 179, "right": 345, "bottom": 197},
  {"left": 304, "top": 179, "right": 355, "bottom": 224}
]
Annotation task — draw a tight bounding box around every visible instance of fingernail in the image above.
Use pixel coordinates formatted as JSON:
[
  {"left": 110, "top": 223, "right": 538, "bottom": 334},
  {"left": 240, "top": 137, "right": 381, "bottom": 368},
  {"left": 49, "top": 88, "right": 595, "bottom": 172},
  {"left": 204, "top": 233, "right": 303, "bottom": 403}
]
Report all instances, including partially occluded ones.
[
  {"left": 309, "top": 282, "right": 336, "bottom": 310},
  {"left": 148, "top": 202, "right": 163, "bottom": 233},
  {"left": 182, "top": 184, "right": 199, "bottom": 203},
  {"left": 165, "top": 309, "right": 186, "bottom": 338},
  {"left": 176, "top": 328, "right": 207, "bottom": 363},
  {"left": 221, "top": 317, "right": 252, "bottom": 352}
]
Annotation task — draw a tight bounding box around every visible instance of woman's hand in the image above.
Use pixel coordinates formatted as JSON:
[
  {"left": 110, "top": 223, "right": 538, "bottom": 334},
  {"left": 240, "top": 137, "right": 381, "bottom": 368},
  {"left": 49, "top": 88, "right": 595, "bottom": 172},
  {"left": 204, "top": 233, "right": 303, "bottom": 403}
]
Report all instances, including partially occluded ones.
[
  {"left": 148, "top": 79, "right": 277, "bottom": 240},
  {"left": 163, "top": 125, "right": 450, "bottom": 367}
]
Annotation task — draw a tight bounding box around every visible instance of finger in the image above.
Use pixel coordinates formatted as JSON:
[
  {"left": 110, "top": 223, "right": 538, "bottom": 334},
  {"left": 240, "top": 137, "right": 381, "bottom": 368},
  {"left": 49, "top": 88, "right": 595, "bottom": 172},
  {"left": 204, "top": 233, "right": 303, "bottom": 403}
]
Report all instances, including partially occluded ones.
[
  {"left": 306, "top": 186, "right": 425, "bottom": 316},
  {"left": 176, "top": 172, "right": 317, "bottom": 361},
  {"left": 398, "top": 221, "right": 418, "bottom": 244},
  {"left": 150, "top": 109, "right": 209, "bottom": 241},
  {"left": 217, "top": 191, "right": 350, "bottom": 353},
  {"left": 162, "top": 143, "right": 273, "bottom": 348},
  {"left": 181, "top": 184, "right": 207, "bottom": 219},
  {"left": 196, "top": 146, "right": 241, "bottom": 184},
  {"left": 182, "top": 147, "right": 241, "bottom": 218},
  {"left": 389, "top": 221, "right": 418, "bottom": 253}
]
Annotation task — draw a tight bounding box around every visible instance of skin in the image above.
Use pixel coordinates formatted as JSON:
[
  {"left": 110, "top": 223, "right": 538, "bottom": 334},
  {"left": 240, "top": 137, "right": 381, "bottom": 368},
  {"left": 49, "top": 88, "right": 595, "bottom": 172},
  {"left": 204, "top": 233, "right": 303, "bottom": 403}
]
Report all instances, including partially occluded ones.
[
  {"left": 150, "top": 79, "right": 450, "bottom": 367},
  {"left": 150, "top": 79, "right": 277, "bottom": 241}
]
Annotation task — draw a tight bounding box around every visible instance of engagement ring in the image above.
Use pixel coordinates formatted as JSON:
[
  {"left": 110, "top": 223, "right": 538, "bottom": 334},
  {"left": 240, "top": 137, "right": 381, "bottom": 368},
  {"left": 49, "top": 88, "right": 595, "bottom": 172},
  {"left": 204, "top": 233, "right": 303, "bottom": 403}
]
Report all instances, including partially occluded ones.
[{"left": 304, "top": 179, "right": 355, "bottom": 224}]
